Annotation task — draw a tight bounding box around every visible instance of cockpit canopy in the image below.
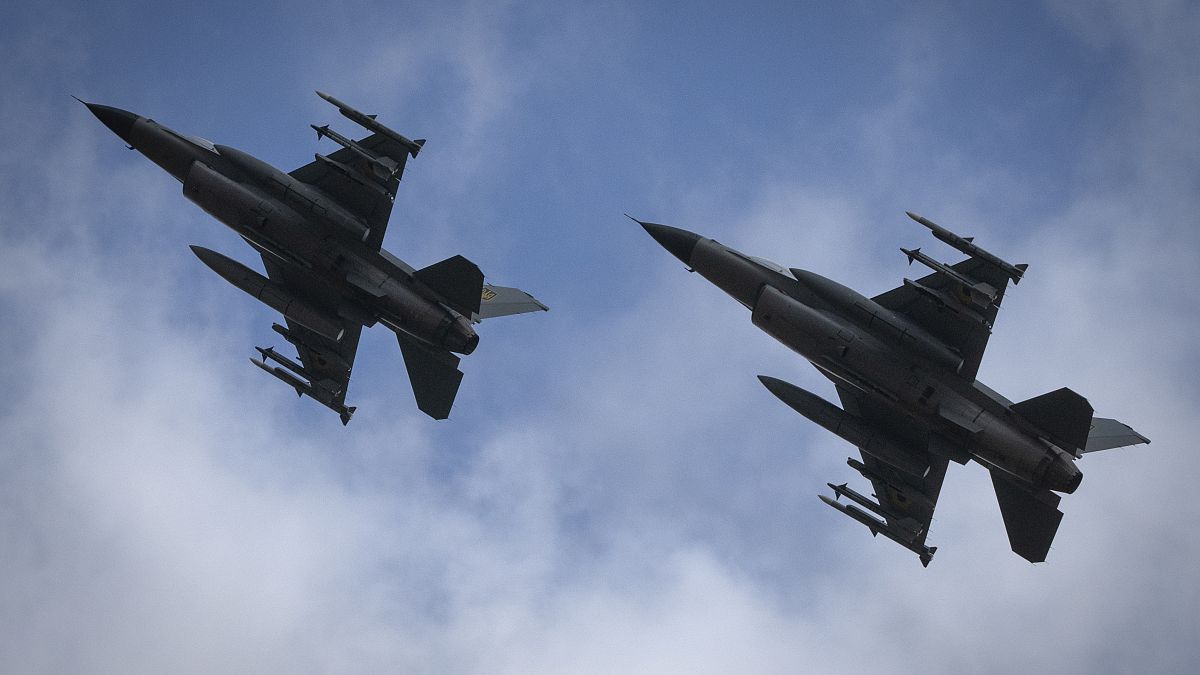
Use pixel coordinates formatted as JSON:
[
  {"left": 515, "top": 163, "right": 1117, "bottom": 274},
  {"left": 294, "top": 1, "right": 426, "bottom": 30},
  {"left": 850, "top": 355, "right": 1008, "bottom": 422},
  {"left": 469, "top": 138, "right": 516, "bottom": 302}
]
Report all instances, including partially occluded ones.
[
  {"left": 747, "top": 254, "right": 797, "bottom": 280},
  {"left": 156, "top": 121, "right": 219, "bottom": 154}
]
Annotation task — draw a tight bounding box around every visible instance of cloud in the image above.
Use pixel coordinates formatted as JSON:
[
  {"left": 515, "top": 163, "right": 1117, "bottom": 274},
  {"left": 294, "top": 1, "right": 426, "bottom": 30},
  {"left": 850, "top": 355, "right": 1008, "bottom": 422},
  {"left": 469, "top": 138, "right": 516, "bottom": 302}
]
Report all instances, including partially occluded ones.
[{"left": 2, "top": 1, "right": 1199, "bottom": 673}]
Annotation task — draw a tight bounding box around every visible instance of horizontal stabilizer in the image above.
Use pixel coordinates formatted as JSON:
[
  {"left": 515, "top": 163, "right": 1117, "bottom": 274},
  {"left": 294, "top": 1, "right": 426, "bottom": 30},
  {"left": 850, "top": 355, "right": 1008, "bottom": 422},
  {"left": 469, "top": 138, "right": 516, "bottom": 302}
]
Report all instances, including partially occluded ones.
[
  {"left": 477, "top": 284, "right": 549, "bottom": 320},
  {"left": 991, "top": 471, "right": 1063, "bottom": 563},
  {"left": 1084, "top": 417, "right": 1151, "bottom": 453},
  {"left": 414, "top": 255, "right": 484, "bottom": 317},
  {"left": 396, "top": 333, "right": 463, "bottom": 420},
  {"left": 1011, "top": 387, "right": 1094, "bottom": 452}
]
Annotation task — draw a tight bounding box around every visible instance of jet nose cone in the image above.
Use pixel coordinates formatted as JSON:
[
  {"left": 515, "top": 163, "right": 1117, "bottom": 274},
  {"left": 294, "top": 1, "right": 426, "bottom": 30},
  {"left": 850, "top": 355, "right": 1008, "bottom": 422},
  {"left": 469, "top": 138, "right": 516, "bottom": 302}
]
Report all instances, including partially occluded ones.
[
  {"left": 79, "top": 100, "right": 139, "bottom": 143},
  {"left": 639, "top": 220, "right": 702, "bottom": 265}
]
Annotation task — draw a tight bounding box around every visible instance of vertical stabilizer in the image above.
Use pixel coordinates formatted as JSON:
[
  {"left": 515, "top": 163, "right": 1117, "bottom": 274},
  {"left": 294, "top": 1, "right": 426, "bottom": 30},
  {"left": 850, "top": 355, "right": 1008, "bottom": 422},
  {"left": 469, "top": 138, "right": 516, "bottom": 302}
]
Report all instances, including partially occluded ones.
[
  {"left": 413, "top": 255, "right": 484, "bottom": 317},
  {"left": 1011, "top": 387, "right": 1093, "bottom": 452}
]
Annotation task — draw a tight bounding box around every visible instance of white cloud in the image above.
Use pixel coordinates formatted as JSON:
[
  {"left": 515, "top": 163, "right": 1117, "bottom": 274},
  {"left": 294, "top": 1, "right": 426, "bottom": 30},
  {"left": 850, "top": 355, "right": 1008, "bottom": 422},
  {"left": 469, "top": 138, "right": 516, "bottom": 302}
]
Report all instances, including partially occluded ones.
[{"left": 2, "top": 2, "right": 1198, "bottom": 673}]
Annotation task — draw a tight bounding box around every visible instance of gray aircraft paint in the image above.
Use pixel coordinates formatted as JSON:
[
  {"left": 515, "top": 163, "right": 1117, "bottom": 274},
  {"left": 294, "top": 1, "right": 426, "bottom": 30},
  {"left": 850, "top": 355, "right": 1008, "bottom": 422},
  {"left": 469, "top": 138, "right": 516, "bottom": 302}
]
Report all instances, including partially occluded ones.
[
  {"left": 83, "top": 94, "right": 546, "bottom": 423},
  {"left": 640, "top": 215, "right": 1148, "bottom": 565}
]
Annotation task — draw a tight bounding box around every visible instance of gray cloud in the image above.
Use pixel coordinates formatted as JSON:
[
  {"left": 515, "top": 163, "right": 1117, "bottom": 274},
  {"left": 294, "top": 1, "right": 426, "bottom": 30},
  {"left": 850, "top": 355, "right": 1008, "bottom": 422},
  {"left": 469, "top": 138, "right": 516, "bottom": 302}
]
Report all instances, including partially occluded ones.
[{"left": 1, "top": 1, "right": 1198, "bottom": 673}]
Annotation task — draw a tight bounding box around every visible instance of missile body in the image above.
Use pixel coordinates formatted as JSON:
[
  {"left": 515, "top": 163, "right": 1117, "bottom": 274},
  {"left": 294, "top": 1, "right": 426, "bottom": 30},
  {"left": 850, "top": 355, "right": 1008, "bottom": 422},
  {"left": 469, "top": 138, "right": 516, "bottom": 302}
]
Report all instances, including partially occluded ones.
[
  {"left": 900, "top": 247, "right": 997, "bottom": 309},
  {"left": 828, "top": 482, "right": 922, "bottom": 536},
  {"left": 190, "top": 245, "right": 345, "bottom": 343},
  {"left": 819, "top": 494, "right": 883, "bottom": 535},
  {"left": 758, "top": 376, "right": 930, "bottom": 477},
  {"left": 906, "top": 211, "right": 1027, "bottom": 284},
  {"left": 256, "top": 346, "right": 311, "bottom": 380},
  {"left": 819, "top": 493, "right": 937, "bottom": 566},
  {"left": 312, "top": 124, "right": 397, "bottom": 179},
  {"left": 250, "top": 356, "right": 355, "bottom": 424},
  {"left": 316, "top": 91, "right": 425, "bottom": 158}
]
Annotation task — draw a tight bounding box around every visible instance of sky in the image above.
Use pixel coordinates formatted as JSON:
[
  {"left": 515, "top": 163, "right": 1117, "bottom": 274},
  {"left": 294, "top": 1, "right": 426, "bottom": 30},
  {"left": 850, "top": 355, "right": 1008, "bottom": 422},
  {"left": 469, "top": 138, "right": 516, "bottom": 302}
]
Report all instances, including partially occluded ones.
[{"left": 1, "top": 1, "right": 1198, "bottom": 672}]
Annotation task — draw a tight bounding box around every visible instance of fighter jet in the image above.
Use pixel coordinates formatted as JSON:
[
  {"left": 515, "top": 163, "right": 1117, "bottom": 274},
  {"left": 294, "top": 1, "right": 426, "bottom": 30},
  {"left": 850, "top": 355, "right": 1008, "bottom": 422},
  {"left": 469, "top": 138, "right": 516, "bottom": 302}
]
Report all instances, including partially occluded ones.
[
  {"left": 639, "top": 213, "right": 1148, "bottom": 565},
  {"left": 82, "top": 92, "right": 546, "bottom": 423}
]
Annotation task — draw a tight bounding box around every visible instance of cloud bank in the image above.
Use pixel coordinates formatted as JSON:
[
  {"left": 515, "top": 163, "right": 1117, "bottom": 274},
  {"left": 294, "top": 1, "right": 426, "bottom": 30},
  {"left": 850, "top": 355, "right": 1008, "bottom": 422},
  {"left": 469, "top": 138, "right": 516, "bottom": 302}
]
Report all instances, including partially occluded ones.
[{"left": 1, "top": 1, "right": 1197, "bottom": 673}]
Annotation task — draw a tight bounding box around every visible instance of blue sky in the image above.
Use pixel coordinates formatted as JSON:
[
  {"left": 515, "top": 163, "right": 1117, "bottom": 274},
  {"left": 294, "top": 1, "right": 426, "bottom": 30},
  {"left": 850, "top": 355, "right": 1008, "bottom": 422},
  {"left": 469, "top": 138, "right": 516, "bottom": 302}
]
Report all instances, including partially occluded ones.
[{"left": 2, "top": 1, "right": 1198, "bottom": 672}]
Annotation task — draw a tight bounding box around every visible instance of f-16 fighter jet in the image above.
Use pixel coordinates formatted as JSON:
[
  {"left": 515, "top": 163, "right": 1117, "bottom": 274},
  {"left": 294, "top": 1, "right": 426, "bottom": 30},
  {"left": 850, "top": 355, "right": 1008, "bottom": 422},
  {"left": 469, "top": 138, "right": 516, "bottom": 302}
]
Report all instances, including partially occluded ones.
[
  {"left": 640, "top": 212, "right": 1148, "bottom": 565},
  {"left": 83, "top": 92, "right": 546, "bottom": 423}
]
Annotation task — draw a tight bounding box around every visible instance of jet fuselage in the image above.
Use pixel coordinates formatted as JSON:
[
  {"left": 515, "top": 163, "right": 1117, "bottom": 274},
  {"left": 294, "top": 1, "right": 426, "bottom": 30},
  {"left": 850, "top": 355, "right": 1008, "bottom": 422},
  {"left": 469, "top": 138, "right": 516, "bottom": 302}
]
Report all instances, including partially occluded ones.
[
  {"left": 84, "top": 104, "right": 477, "bottom": 355},
  {"left": 643, "top": 223, "right": 1081, "bottom": 494}
]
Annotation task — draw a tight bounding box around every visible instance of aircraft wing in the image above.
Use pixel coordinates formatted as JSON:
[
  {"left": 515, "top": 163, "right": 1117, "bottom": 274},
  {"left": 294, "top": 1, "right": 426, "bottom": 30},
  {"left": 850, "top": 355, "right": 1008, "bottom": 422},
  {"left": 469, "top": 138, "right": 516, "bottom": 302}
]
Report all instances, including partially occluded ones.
[
  {"left": 834, "top": 384, "right": 950, "bottom": 563},
  {"left": 872, "top": 256, "right": 1014, "bottom": 381},
  {"left": 256, "top": 253, "right": 362, "bottom": 423},
  {"left": 288, "top": 132, "right": 415, "bottom": 251}
]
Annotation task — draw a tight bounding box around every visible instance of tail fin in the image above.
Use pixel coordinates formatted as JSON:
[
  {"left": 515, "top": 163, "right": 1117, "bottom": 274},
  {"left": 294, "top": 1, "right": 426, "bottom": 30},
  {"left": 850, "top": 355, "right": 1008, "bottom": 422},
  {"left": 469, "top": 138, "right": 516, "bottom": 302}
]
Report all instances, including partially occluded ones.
[
  {"left": 991, "top": 471, "right": 1063, "bottom": 563},
  {"left": 396, "top": 333, "right": 463, "bottom": 420},
  {"left": 1011, "top": 387, "right": 1093, "bottom": 453},
  {"left": 413, "top": 255, "right": 484, "bottom": 317}
]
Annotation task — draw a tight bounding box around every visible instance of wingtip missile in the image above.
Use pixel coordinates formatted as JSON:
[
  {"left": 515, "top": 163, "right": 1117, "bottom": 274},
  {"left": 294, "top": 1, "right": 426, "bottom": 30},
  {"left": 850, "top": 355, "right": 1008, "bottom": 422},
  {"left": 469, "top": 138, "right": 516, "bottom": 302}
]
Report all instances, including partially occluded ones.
[
  {"left": 251, "top": 356, "right": 357, "bottom": 423},
  {"left": 316, "top": 90, "right": 424, "bottom": 158},
  {"left": 905, "top": 211, "right": 1027, "bottom": 284},
  {"left": 820, "top": 487, "right": 937, "bottom": 565}
]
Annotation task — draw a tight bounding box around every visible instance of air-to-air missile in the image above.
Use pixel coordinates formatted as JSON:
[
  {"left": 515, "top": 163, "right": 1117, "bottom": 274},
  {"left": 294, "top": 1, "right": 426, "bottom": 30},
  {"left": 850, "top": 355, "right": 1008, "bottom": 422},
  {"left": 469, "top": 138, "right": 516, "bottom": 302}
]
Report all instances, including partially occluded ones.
[
  {"left": 906, "top": 211, "right": 1027, "bottom": 284},
  {"left": 899, "top": 246, "right": 999, "bottom": 310},
  {"left": 311, "top": 124, "right": 398, "bottom": 180},
  {"left": 818, "top": 484, "right": 936, "bottom": 567},
  {"left": 315, "top": 91, "right": 425, "bottom": 158}
]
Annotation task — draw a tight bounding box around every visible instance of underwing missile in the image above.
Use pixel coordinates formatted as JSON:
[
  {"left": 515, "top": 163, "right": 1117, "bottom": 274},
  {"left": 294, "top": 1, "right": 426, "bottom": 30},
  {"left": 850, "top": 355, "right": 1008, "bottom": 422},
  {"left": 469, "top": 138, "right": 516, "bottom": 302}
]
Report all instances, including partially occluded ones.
[
  {"left": 313, "top": 153, "right": 392, "bottom": 198},
  {"left": 827, "top": 482, "right": 922, "bottom": 536},
  {"left": 271, "top": 322, "right": 352, "bottom": 374},
  {"left": 315, "top": 91, "right": 425, "bottom": 158},
  {"left": 906, "top": 211, "right": 1028, "bottom": 284},
  {"left": 819, "top": 493, "right": 937, "bottom": 566},
  {"left": 900, "top": 247, "right": 998, "bottom": 309},
  {"left": 256, "top": 346, "right": 309, "bottom": 379},
  {"left": 190, "top": 245, "right": 345, "bottom": 343},
  {"left": 758, "top": 376, "right": 931, "bottom": 477},
  {"left": 311, "top": 124, "right": 398, "bottom": 180},
  {"left": 901, "top": 278, "right": 992, "bottom": 330},
  {"left": 846, "top": 458, "right": 936, "bottom": 512},
  {"left": 250, "top": 356, "right": 308, "bottom": 396},
  {"left": 820, "top": 494, "right": 883, "bottom": 535},
  {"left": 250, "top": 357, "right": 356, "bottom": 425}
]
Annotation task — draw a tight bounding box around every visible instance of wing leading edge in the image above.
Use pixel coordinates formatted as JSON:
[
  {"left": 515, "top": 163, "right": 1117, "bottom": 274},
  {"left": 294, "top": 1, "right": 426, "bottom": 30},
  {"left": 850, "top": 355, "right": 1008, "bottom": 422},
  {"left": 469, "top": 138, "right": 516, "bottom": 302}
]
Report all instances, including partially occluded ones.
[{"left": 872, "top": 213, "right": 1028, "bottom": 381}]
